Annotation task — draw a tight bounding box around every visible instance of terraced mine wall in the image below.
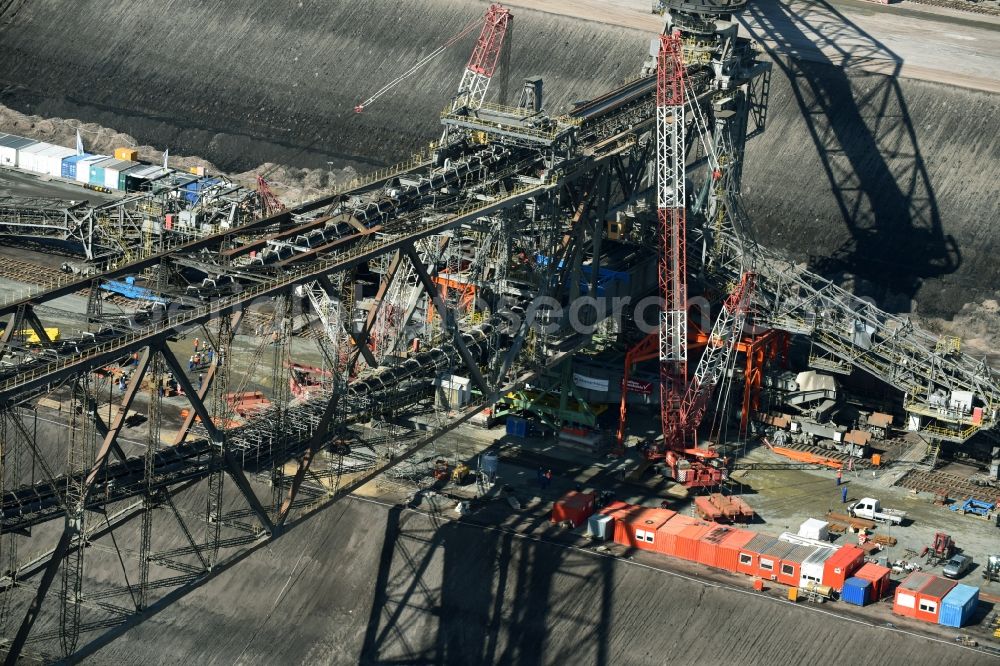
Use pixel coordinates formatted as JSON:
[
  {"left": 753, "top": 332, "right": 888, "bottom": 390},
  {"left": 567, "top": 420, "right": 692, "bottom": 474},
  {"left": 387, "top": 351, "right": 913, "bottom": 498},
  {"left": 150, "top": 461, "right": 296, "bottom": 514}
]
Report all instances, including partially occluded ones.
[{"left": 1, "top": 0, "right": 997, "bottom": 316}]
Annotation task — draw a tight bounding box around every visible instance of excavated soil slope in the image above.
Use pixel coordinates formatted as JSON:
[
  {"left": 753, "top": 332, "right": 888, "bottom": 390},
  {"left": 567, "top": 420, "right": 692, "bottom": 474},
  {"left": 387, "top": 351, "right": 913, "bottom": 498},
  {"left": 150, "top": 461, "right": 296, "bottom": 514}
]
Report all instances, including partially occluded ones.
[{"left": 0, "top": 0, "right": 997, "bottom": 314}]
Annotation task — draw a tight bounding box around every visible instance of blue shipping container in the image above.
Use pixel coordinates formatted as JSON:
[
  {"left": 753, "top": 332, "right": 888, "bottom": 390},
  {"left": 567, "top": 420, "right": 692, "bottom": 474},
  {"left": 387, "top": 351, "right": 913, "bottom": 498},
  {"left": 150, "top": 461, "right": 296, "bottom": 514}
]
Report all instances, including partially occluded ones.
[
  {"left": 61, "top": 153, "right": 90, "bottom": 180},
  {"left": 938, "top": 584, "right": 979, "bottom": 628},
  {"left": 506, "top": 416, "right": 528, "bottom": 438},
  {"left": 841, "top": 577, "right": 871, "bottom": 606}
]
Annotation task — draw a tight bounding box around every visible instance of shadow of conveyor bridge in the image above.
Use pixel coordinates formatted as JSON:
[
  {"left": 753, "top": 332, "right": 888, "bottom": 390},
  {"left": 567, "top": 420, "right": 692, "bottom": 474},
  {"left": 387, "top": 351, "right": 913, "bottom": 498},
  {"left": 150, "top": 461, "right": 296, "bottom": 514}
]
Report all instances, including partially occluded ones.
[
  {"left": 358, "top": 498, "right": 618, "bottom": 666},
  {"left": 741, "top": 0, "right": 960, "bottom": 312}
]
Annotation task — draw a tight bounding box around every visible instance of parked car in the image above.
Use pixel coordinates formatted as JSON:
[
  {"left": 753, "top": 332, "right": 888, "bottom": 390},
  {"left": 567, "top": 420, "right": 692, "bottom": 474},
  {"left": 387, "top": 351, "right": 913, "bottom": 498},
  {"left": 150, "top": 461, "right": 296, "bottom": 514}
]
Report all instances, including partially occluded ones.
[{"left": 943, "top": 553, "right": 973, "bottom": 579}]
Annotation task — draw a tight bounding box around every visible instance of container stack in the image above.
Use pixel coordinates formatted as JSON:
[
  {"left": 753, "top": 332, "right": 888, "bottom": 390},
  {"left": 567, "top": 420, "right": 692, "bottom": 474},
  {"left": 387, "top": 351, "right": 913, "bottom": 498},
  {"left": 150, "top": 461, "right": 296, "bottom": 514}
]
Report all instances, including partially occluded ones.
[
  {"left": 598, "top": 503, "right": 871, "bottom": 594},
  {"left": 0, "top": 132, "right": 176, "bottom": 193},
  {"left": 893, "top": 572, "right": 979, "bottom": 627}
]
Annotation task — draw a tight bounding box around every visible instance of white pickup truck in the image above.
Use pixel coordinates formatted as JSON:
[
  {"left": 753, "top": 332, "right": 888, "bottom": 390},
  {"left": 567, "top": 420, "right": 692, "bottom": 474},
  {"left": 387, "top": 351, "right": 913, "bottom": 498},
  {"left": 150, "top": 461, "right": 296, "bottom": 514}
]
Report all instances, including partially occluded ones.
[{"left": 848, "top": 497, "right": 907, "bottom": 525}]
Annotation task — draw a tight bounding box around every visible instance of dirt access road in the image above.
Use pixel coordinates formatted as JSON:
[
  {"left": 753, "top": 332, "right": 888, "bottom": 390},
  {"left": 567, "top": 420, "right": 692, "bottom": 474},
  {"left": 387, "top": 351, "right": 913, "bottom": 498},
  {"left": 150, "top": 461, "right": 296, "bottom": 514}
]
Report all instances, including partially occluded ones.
[{"left": 505, "top": 0, "right": 1000, "bottom": 92}]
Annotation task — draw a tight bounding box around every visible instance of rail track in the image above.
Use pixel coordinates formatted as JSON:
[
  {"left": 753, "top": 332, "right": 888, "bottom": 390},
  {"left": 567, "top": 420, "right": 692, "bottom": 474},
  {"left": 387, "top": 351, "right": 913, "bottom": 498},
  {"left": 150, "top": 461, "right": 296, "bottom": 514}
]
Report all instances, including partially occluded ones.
[{"left": 894, "top": 468, "right": 1000, "bottom": 504}]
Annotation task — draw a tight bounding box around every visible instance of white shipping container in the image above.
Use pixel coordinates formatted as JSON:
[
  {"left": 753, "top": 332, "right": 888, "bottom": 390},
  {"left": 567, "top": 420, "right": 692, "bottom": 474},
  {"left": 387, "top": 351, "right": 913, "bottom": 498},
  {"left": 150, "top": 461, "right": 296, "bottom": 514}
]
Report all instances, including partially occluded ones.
[
  {"left": 796, "top": 519, "right": 830, "bottom": 541},
  {"left": 40, "top": 146, "right": 75, "bottom": 177},
  {"left": 34, "top": 145, "right": 58, "bottom": 175},
  {"left": 75, "top": 155, "right": 107, "bottom": 183},
  {"left": 799, "top": 548, "right": 836, "bottom": 588},
  {"left": 0, "top": 135, "right": 35, "bottom": 166},
  {"left": 97, "top": 159, "right": 123, "bottom": 189},
  {"left": 18, "top": 142, "right": 54, "bottom": 173}
]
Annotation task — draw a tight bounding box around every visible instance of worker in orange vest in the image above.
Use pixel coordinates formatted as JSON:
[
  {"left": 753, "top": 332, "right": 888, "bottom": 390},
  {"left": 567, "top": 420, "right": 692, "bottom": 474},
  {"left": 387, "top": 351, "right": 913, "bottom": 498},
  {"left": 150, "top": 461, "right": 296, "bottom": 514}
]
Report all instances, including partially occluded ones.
[{"left": 836, "top": 469, "right": 843, "bottom": 486}]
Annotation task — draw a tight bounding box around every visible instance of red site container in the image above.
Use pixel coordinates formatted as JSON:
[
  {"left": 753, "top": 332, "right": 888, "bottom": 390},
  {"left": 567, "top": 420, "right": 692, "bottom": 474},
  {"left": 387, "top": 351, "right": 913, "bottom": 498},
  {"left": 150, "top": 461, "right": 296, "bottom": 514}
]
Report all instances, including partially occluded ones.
[
  {"left": 655, "top": 514, "right": 701, "bottom": 557},
  {"left": 738, "top": 534, "right": 777, "bottom": 576},
  {"left": 894, "top": 572, "right": 935, "bottom": 619},
  {"left": 613, "top": 507, "right": 676, "bottom": 552},
  {"left": 777, "top": 545, "right": 817, "bottom": 587},
  {"left": 915, "top": 576, "right": 957, "bottom": 623},
  {"left": 855, "top": 562, "right": 892, "bottom": 601},
  {"left": 823, "top": 545, "right": 864, "bottom": 591},
  {"left": 715, "top": 529, "right": 756, "bottom": 574},
  {"left": 551, "top": 491, "right": 596, "bottom": 527},
  {"left": 676, "top": 523, "right": 713, "bottom": 562}
]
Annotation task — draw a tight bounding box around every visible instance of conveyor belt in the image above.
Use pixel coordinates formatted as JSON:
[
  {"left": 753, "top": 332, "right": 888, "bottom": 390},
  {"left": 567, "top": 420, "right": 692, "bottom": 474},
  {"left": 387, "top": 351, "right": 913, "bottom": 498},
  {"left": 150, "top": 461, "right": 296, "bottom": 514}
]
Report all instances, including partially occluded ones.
[{"left": 570, "top": 75, "right": 656, "bottom": 121}]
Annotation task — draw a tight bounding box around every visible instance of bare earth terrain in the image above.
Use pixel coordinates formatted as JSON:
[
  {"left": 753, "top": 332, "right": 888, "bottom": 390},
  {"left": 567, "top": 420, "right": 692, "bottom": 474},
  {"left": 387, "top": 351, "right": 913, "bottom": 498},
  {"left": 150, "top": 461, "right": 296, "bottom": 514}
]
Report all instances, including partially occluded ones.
[{"left": 507, "top": 0, "right": 1000, "bottom": 92}]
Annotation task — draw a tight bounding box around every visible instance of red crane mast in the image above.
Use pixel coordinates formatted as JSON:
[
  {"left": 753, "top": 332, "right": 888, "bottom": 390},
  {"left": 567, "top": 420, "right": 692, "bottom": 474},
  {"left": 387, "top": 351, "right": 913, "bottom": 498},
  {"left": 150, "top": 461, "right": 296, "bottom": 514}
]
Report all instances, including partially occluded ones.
[{"left": 656, "top": 32, "right": 688, "bottom": 460}]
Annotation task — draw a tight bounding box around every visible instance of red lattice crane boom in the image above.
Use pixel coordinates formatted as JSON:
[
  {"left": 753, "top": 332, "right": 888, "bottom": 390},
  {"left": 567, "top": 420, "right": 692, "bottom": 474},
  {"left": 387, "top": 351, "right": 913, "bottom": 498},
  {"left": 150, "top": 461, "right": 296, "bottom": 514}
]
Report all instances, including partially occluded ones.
[
  {"left": 656, "top": 31, "right": 688, "bottom": 460},
  {"left": 452, "top": 3, "right": 512, "bottom": 111},
  {"left": 256, "top": 175, "right": 285, "bottom": 219},
  {"left": 353, "top": 5, "right": 509, "bottom": 114}
]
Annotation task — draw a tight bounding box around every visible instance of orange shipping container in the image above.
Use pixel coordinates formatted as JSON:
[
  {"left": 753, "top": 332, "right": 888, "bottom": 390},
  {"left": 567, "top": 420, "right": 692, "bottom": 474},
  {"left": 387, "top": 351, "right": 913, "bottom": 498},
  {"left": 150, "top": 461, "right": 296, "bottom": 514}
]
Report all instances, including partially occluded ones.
[
  {"left": 715, "top": 529, "right": 756, "bottom": 574},
  {"left": 676, "top": 523, "right": 713, "bottom": 562},
  {"left": 824, "top": 545, "right": 865, "bottom": 591},
  {"left": 551, "top": 491, "right": 596, "bottom": 527},
  {"left": 598, "top": 500, "right": 634, "bottom": 517},
  {"left": 759, "top": 540, "right": 797, "bottom": 581},
  {"left": 738, "top": 534, "right": 777, "bottom": 576},
  {"left": 114, "top": 147, "right": 138, "bottom": 161},
  {"left": 915, "top": 576, "right": 957, "bottom": 624},
  {"left": 776, "top": 545, "right": 816, "bottom": 587},
  {"left": 854, "top": 562, "right": 892, "bottom": 601},
  {"left": 613, "top": 507, "right": 675, "bottom": 552},
  {"left": 654, "top": 513, "right": 699, "bottom": 557},
  {"left": 894, "top": 571, "right": 935, "bottom": 619},
  {"left": 697, "top": 526, "right": 737, "bottom": 567}
]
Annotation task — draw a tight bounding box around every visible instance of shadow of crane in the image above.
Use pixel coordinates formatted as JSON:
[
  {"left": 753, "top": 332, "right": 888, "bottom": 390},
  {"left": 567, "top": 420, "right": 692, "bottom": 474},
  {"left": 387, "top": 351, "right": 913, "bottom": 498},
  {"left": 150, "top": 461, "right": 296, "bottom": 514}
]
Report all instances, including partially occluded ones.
[{"left": 740, "top": 0, "right": 960, "bottom": 312}]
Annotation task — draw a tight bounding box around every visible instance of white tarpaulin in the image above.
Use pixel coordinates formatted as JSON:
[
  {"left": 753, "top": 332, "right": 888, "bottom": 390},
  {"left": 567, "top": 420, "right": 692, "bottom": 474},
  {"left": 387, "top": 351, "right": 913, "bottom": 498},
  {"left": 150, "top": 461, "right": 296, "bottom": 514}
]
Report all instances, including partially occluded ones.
[{"left": 573, "top": 373, "right": 609, "bottom": 392}]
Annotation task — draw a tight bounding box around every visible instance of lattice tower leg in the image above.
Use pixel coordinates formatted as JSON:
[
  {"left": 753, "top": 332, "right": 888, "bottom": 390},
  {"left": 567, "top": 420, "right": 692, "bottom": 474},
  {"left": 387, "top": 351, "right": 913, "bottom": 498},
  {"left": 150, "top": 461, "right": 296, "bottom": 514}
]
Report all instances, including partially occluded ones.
[
  {"left": 137, "top": 353, "right": 163, "bottom": 611},
  {"left": 60, "top": 376, "right": 97, "bottom": 656},
  {"left": 206, "top": 315, "right": 233, "bottom": 569},
  {"left": 270, "top": 295, "right": 292, "bottom": 515},
  {"left": 0, "top": 409, "right": 21, "bottom": 631}
]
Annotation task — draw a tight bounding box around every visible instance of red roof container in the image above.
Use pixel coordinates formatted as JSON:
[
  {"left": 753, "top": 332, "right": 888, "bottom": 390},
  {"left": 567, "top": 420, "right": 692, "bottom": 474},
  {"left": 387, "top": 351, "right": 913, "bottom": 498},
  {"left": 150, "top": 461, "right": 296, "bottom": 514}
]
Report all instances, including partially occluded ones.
[
  {"left": 696, "top": 526, "right": 738, "bottom": 567},
  {"left": 654, "top": 514, "right": 699, "bottom": 557},
  {"left": 823, "top": 545, "right": 864, "bottom": 591},
  {"left": 739, "top": 533, "right": 778, "bottom": 576},
  {"left": 715, "top": 529, "right": 756, "bottom": 574},
  {"left": 915, "top": 576, "right": 957, "bottom": 624},
  {"left": 894, "top": 572, "right": 934, "bottom": 618},
  {"left": 777, "top": 545, "right": 817, "bottom": 587},
  {"left": 598, "top": 500, "right": 634, "bottom": 517},
  {"left": 613, "top": 507, "right": 676, "bottom": 552},
  {"left": 675, "top": 523, "right": 713, "bottom": 562},
  {"left": 855, "top": 562, "right": 892, "bottom": 601},
  {"left": 551, "top": 491, "right": 596, "bottom": 527}
]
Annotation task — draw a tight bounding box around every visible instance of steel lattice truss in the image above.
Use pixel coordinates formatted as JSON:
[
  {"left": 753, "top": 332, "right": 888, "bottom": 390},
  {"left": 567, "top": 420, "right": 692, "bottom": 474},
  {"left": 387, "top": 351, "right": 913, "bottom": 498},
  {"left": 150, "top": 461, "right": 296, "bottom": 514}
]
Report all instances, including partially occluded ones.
[{"left": 0, "top": 2, "right": 996, "bottom": 660}]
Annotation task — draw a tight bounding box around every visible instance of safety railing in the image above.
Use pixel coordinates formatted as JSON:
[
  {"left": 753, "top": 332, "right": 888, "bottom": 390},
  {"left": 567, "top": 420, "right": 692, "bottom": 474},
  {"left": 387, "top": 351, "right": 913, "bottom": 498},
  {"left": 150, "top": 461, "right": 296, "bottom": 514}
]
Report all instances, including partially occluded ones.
[
  {"left": 333, "top": 146, "right": 436, "bottom": 196},
  {"left": 440, "top": 109, "right": 574, "bottom": 141},
  {"left": 917, "top": 422, "right": 981, "bottom": 441}
]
